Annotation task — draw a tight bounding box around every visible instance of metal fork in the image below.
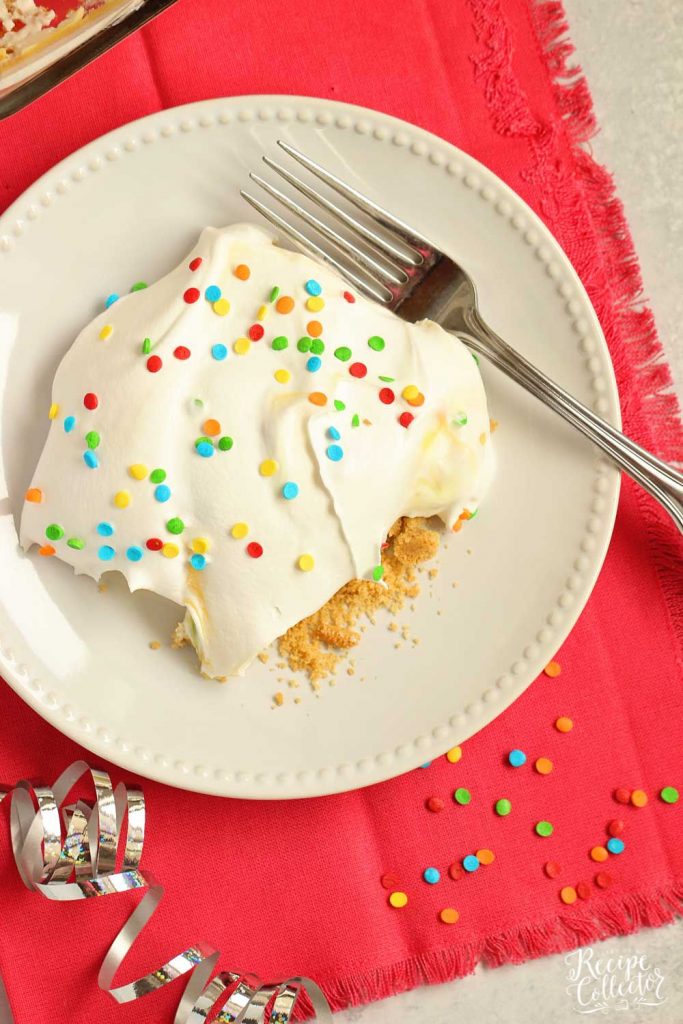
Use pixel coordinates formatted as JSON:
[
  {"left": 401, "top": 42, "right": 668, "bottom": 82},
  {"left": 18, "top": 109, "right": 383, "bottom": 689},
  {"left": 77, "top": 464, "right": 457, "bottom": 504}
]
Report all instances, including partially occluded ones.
[{"left": 242, "top": 141, "right": 683, "bottom": 534}]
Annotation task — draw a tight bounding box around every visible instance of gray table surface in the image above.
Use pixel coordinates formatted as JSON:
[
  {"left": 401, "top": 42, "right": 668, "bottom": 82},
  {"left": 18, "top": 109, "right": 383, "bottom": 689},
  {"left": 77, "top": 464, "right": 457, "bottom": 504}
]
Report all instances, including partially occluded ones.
[{"left": 337, "top": 3, "right": 683, "bottom": 1022}]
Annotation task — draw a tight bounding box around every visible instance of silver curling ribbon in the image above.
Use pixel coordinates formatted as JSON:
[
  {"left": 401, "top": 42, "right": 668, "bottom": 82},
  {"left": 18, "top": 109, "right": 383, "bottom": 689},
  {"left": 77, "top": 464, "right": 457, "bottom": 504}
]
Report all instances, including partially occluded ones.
[{"left": 0, "top": 762, "right": 331, "bottom": 1024}]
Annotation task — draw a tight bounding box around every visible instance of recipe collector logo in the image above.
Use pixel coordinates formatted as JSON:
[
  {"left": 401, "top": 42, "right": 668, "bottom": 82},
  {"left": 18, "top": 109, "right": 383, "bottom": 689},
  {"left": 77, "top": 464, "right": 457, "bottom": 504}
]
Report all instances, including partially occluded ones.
[{"left": 565, "top": 947, "right": 666, "bottom": 1014}]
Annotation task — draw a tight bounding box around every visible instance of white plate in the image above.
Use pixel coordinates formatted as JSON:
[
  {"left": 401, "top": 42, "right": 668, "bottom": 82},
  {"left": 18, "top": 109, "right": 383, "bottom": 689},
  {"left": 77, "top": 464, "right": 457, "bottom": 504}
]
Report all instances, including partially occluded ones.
[{"left": 0, "top": 96, "right": 620, "bottom": 798}]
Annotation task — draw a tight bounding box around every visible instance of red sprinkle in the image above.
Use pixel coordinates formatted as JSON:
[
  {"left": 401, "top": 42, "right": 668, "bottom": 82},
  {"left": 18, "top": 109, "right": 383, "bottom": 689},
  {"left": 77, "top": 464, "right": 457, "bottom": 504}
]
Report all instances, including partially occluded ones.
[
  {"left": 607, "top": 819, "right": 625, "bottom": 837},
  {"left": 544, "top": 861, "right": 561, "bottom": 879},
  {"left": 246, "top": 542, "right": 263, "bottom": 559},
  {"left": 426, "top": 796, "right": 444, "bottom": 813},
  {"left": 173, "top": 346, "right": 191, "bottom": 360},
  {"left": 379, "top": 387, "right": 395, "bottom": 404},
  {"left": 248, "top": 323, "right": 265, "bottom": 341},
  {"left": 83, "top": 392, "right": 98, "bottom": 410},
  {"left": 146, "top": 355, "right": 162, "bottom": 373},
  {"left": 349, "top": 362, "right": 367, "bottom": 378},
  {"left": 595, "top": 872, "right": 613, "bottom": 889},
  {"left": 146, "top": 538, "right": 163, "bottom": 551},
  {"left": 448, "top": 863, "right": 463, "bottom": 881},
  {"left": 380, "top": 873, "right": 400, "bottom": 890},
  {"left": 189, "top": 257, "right": 203, "bottom": 272},
  {"left": 576, "top": 881, "right": 592, "bottom": 900},
  {"left": 614, "top": 788, "right": 631, "bottom": 805},
  {"left": 399, "top": 411, "right": 414, "bottom": 429},
  {"left": 183, "top": 287, "right": 200, "bottom": 304},
  {"left": 343, "top": 291, "right": 356, "bottom": 303}
]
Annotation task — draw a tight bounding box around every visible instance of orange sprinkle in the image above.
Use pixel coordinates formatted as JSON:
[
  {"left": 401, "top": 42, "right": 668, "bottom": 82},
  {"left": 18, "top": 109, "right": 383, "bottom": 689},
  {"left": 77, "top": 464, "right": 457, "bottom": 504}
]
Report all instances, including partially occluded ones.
[
  {"left": 544, "top": 660, "right": 561, "bottom": 678},
  {"left": 308, "top": 392, "right": 328, "bottom": 406},
  {"left": 535, "top": 757, "right": 553, "bottom": 775},
  {"left": 202, "top": 418, "right": 221, "bottom": 437},
  {"left": 307, "top": 320, "right": 323, "bottom": 337},
  {"left": 406, "top": 392, "right": 425, "bottom": 407},
  {"left": 439, "top": 907, "right": 460, "bottom": 924},
  {"left": 476, "top": 848, "right": 495, "bottom": 865},
  {"left": 451, "top": 520, "right": 463, "bottom": 533},
  {"left": 234, "top": 264, "right": 250, "bottom": 280},
  {"left": 490, "top": 418, "right": 499, "bottom": 432},
  {"left": 39, "top": 544, "right": 55, "bottom": 557},
  {"left": 560, "top": 886, "right": 577, "bottom": 905},
  {"left": 631, "top": 789, "right": 648, "bottom": 808},
  {"left": 25, "top": 487, "right": 43, "bottom": 503},
  {"left": 590, "top": 846, "right": 608, "bottom": 863},
  {"left": 275, "top": 295, "right": 294, "bottom": 313},
  {"left": 555, "top": 716, "right": 573, "bottom": 733}
]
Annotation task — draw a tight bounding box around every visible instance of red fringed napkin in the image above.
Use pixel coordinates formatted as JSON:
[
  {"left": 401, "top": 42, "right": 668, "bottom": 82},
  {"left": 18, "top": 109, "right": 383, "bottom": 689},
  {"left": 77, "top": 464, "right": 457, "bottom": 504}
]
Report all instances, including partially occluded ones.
[{"left": 1, "top": 1, "right": 682, "bottom": 1021}]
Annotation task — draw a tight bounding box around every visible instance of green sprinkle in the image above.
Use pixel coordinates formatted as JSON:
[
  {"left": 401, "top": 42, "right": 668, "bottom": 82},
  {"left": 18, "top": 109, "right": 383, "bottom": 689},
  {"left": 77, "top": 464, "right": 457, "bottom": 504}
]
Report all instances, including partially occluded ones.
[
  {"left": 310, "top": 338, "right": 325, "bottom": 355},
  {"left": 368, "top": 335, "right": 385, "bottom": 351},
  {"left": 272, "top": 336, "right": 288, "bottom": 351},
  {"left": 194, "top": 436, "right": 212, "bottom": 449},
  {"left": 166, "top": 517, "right": 185, "bottom": 535},
  {"left": 452, "top": 413, "right": 468, "bottom": 427},
  {"left": 218, "top": 436, "right": 233, "bottom": 451},
  {"left": 471, "top": 352, "right": 479, "bottom": 364},
  {"left": 372, "top": 565, "right": 384, "bottom": 582},
  {"left": 85, "top": 430, "right": 100, "bottom": 449},
  {"left": 535, "top": 820, "right": 553, "bottom": 837},
  {"left": 149, "top": 468, "right": 166, "bottom": 483},
  {"left": 495, "top": 798, "right": 512, "bottom": 816},
  {"left": 351, "top": 414, "right": 360, "bottom": 427},
  {"left": 297, "top": 337, "right": 312, "bottom": 353},
  {"left": 131, "top": 281, "right": 148, "bottom": 291},
  {"left": 142, "top": 338, "right": 152, "bottom": 355},
  {"left": 334, "top": 400, "right": 346, "bottom": 411},
  {"left": 334, "top": 346, "right": 352, "bottom": 362},
  {"left": 45, "top": 523, "right": 64, "bottom": 541},
  {"left": 379, "top": 375, "right": 395, "bottom": 383},
  {"left": 660, "top": 787, "right": 679, "bottom": 804},
  {"left": 454, "top": 788, "right": 471, "bottom": 805},
  {"left": 193, "top": 398, "right": 204, "bottom": 408},
  {"left": 269, "top": 286, "right": 280, "bottom": 303},
  {"left": 67, "top": 537, "right": 85, "bottom": 550}
]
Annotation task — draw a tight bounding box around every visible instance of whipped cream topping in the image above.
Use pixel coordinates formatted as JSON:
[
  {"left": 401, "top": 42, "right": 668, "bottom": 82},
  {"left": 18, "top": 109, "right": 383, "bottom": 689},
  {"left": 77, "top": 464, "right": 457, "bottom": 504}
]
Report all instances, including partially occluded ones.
[{"left": 21, "top": 224, "right": 493, "bottom": 679}]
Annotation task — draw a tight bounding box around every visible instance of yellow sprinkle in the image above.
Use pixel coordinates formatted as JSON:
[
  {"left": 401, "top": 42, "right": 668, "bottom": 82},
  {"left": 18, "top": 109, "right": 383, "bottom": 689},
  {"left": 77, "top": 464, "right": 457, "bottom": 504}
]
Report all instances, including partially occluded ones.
[
  {"left": 298, "top": 553, "right": 315, "bottom": 572},
  {"left": 259, "top": 459, "right": 278, "bottom": 477},
  {"left": 128, "top": 463, "right": 148, "bottom": 481},
  {"left": 191, "top": 537, "right": 210, "bottom": 554},
  {"left": 389, "top": 891, "right": 408, "bottom": 908},
  {"left": 48, "top": 403, "right": 59, "bottom": 420},
  {"left": 257, "top": 304, "right": 268, "bottom": 321},
  {"left": 402, "top": 384, "right": 419, "bottom": 401},
  {"left": 213, "top": 298, "right": 230, "bottom": 316},
  {"left": 234, "top": 336, "right": 251, "bottom": 355},
  {"left": 231, "top": 522, "right": 249, "bottom": 539},
  {"left": 99, "top": 324, "right": 113, "bottom": 341},
  {"left": 306, "top": 296, "right": 324, "bottom": 312},
  {"left": 446, "top": 745, "right": 462, "bottom": 763},
  {"left": 114, "top": 490, "right": 131, "bottom": 509},
  {"left": 274, "top": 368, "right": 291, "bottom": 384},
  {"left": 162, "top": 542, "right": 179, "bottom": 558},
  {"left": 479, "top": 432, "right": 487, "bottom": 444}
]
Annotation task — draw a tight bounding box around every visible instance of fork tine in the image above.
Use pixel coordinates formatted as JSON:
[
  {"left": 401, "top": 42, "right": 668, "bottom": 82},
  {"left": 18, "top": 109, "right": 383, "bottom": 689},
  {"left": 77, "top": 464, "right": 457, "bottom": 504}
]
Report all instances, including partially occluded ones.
[
  {"left": 248, "top": 172, "right": 408, "bottom": 288},
  {"left": 262, "top": 155, "right": 420, "bottom": 267},
  {"left": 277, "top": 140, "right": 434, "bottom": 257},
  {"left": 240, "top": 190, "right": 393, "bottom": 304}
]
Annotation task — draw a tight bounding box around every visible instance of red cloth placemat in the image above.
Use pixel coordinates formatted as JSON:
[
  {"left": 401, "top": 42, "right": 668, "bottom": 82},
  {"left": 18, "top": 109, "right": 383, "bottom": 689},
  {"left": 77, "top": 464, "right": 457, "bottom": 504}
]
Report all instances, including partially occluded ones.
[{"left": 1, "top": 1, "right": 683, "bottom": 1021}]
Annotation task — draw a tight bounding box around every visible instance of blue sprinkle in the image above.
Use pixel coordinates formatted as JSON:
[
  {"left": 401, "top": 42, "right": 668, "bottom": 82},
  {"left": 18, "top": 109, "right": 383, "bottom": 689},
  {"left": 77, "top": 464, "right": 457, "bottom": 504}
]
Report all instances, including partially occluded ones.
[
  {"left": 64, "top": 415, "right": 75, "bottom": 433},
  {"left": 326, "top": 444, "right": 344, "bottom": 462},
  {"left": 419, "top": 761, "right": 432, "bottom": 769},
  {"left": 211, "top": 343, "right": 228, "bottom": 361},
  {"left": 190, "top": 553, "right": 206, "bottom": 571},
  {"left": 196, "top": 441, "right": 214, "bottom": 458},
  {"left": 104, "top": 293, "right": 119, "bottom": 309},
  {"left": 96, "top": 522, "right": 114, "bottom": 537},
  {"left": 205, "top": 285, "right": 222, "bottom": 303},
  {"left": 98, "top": 545, "right": 115, "bottom": 561},
  {"left": 305, "top": 279, "right": 322, "bottom": 296},
  {"left": 154, "top": 484, "right": 171, "bottom": 502},
  {"left": 423, "top": 867, "right": 440, "bottom": 884},
  {"left": 607, "top": 837, "right": 625, "bottom": 855},
  {"left": 508, "top": 749, "right": 526, "bottom": 767},
  {"left": 327, "top": 426, "right": 341, "bottom": 441},
  {"left": 306, "top": 356, "right": 322, "bottom": 373},
  {"left": 126, "top": 545, "right": 144, "bottom": 562},
  {"left": 462, "top": 855, "right": 480, "bottom": 873},
  {"left": 83, "top": 450, "right": 99, "bottom": 469},
  {"left": 282, "top": 482, "right": 299, "bottom": 500}
]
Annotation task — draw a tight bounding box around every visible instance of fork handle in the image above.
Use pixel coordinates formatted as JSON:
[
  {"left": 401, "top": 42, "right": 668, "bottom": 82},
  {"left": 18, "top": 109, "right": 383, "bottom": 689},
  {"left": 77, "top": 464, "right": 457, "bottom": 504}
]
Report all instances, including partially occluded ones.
[{"left": 460, "top": 310, "right": 683, "bottom": 534}]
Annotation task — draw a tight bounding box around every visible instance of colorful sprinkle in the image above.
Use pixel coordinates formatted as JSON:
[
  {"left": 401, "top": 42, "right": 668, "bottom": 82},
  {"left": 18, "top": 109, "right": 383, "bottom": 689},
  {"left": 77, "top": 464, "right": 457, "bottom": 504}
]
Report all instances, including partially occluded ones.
[
  {"left": 476, "top": 849, "right": 495, "bottom": 865},
  {"left": 272, "top": 336, "right": 288, "bottom": 351},
  {"left": 248, "top": 323, "right": 265, "bottom": 341},
  {"left": 99, "top": 325, "right": 113, "bottom": 341},
  {"left": 247, "top": 541, "right": 263, "bottom": 559},
  {"left": 307, "top": 320, "right": 322, "bottom": 337},
  {"left": 195, "top": 441, "right": 214, "bottom": 458},
  {"left": 326, "top": 444, "right": 344, "bottom": 462},
  {"left": 83, "top": 393, "right": 98, "bottom": 410},
  {"left": 146, "top": 538, "right": 163, "bottom": 551},
  {"left": 189, "top": 257, "right": 202, "bottom": 272},
  {"left": 426, "top": 796, "right": 444, "bottom": 813},
  {"left": 114, "top": 491, "right": 131, "bottom": 509},
  {"left": 25, "top": 488, "right": 43, "bottom": 503},
  {"left": 105, "top": 293, "right": 119, "bottom": 308},
  {"left": 298, "top": 554, "right": 315, "bottom": 572},
  {"left": 555, "top": 716, "right": 573, "bottom": 732},
  {"left": 154, "top": 484, "right": 171, "bottom": 502},
  {"left": 85, "top": 431, "right": 100, "bottom": 449},
  {"left": 535, "top": 757, "right": 553, "bottom": 775},
  {"left": 334, "top": 399, "right": 346, "bottom": 411},
  {"left": 260, "top": 459, "right": 278, "bottom": 477},
  {"left": 213, "top": 298, "right": 230, "bottom": 316},
  {"left": 560, "top": 886, "right": 577, "bottom": 905},
  {"left": 351, "top": 414, "right": 360, "bottom": 427},
  {"left": 372, "top": 565, "right": 384, "bottom": 582},
  {"left": 282, "top": 482, "right": 299, "bottom": 500},
  {"left": 423, "top": 867, "right": 440, "bottom": 884},
  {"left": 83, "top": 451, "right": 99, "bottom": 469},
  {"left": 334, "top": 346, "right": 352, "bottom": 362},
  {"left": 343, "top": 291, "right": 355, "bottom": 303},
  {"left": 508, "top": 749, "right": 526, "bottom": 767},
  {"left": 448, "top": 863, "right": 463, "bottom": 880},
  {"left": 379, "top": 375, "right": 395, "bottom": 383},
  {"left": 660, "top": 787, "right": 679, "bottom": 804},
  {"left": 379, "top": 388, "right": 395, "bottom": 405},
  {"left": 309, "top": 392, "right": 327, "bottom": 406},
  {"left": 231, "top": 523, "right": 249, "bottom": 539},
  {"left": 349, "top": 362, "right": 367, "bottom": 378},
  {"left": 98, "top": 545, "right": 115, "bottom": 561},
  {"left": 150, "top": 468, "right": 166, "bottom": 483},
  {"left": 218, "top": 436, "right": 234, "bottom": 451},
  {"left": 327, "top": 426, "right": 341, "bottom": 441},
  {"left": 439, "top": 908, "right": 460, "bottom": 925},
  {"left": 128, "top": 464, "right": 148, "bottom": 481},
  {"left": 368, "top": 335, "right": 385, "bottom": 351},
  {"left": 606, "top": 837, "right": 625, "bottom": 854},
  {"left": 446, "top": 746, "right": 462, "bottom": 764},
  {"left": 45, "top": 523, "right": 64, "bottom": 541},
  {"left": 276, "top": 296, "right": 294, "bottom": 313},
  {"left": 211, "top": 344, "right": 228, "bottom": 361},
  {"left": 388, "top": 891, "right": 408, "bottom": 908},
  {"left": 96, "top": 522, "right": 114, "bottom": 537},
  {"left": 126, "top": 546, "right": 144, "bottom": 562},
  {"left": 462, "top": 855, "right": 479, "bottom": 873},
  {"left": 590, "top": 846, "right": 608, "bottom": 862},
  {"left": 607, "top": 820, "right": 625, "bottom": 837},
  {"left": 495, "top": 798, "right": 512, "bottom": 816},
  {"left": 630, "top": 789, "right": 648, "bottom": 808},
  {"left": 306, "top": 296, "right": 324, "bottom": 313},
  {"left": 297, "top": 337, "right": 311, "bottom": 353},
  {"left": 399, "top": 412, "right": 414, "bottom": 429},
  {"left": 577, "top": 882, "right": 592, "bottom": 901},
  {"left": 130, "top": 281, "right": 148, "bottom": 292},
  {"left": 544, "top": 861, "right": 561, "bottom": 878},
  {"left": 202, "top": 419, "right": 221, "bottom": 437},
  {"left": 306, "top": 356, "right": 322, "bottom": 373},
  {"left": 184, "top": 287, "right": 200, "bottom": 304},
  {"left": 174, "top": 345, "right": 191, "bottom": 360},
  {"left": 190, "top": 553, "right": 206, "bottom": 571},
  {"left": 146, "top": 355, "right": 162, "bottom": 373},
  {"left": 305, "top": 279, "right": 322, "bottom": 296},
  {"left": 166, "top": 517, "right": 185, "bottom": 535},
  {"left": 234, "top": 264, "right": 250, "bottom": 280},
  {"left": 64, "top": 416, "right": 75, "bottom": 433},
  {"left": 402, "top": 385, "right": 419, "bottom": 402},
  {"left": 310, "top": 338, "right": 325, "bottom": 355},
  {"left": 454, "top": 787, "right": 471, "bottom": 805},
  {"left": 234, "top": 337, "right": 251, "bottom": 355},
  {"left": 67, "top": 537, "right": 85, "bottom": 550},
  {"left": 452, "top": 412, "right": 468, "bottom": 427},
  {"left": 535, "top": 821, "right": 554, "bottom": 837},
  {"left": 191, "top": 538, "right": 210, "bottom": 554},
  {"left": 594, "top": 872, "right": 613, "bottom": 889},
  {"left": 205, "top": 285, "right": 222, "bottom": 302},
  {"left": 274, "top": 368, "right": 291, "bottom": 384},
  {"left": 544, "top": 660, "right": 561, "bottom": 677},
  {"left": 269, "top": 286, "right": 281, "bottom": 303},
  {"left": 614, "top": 788, "right": 631, "bottom": 805},
  {"left": 38, "top": 545, "right": 55, "bottom": 557},
  {"left": 162, "top": 543, "right": 179, "bottom": 559}
]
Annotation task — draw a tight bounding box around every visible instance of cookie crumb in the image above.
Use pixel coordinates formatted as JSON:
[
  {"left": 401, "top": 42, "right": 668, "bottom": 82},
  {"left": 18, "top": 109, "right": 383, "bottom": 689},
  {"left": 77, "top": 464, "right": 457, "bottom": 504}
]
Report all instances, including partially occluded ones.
[
  {"left": 98, "top": 582, "right": 108, "bottom": 593},
  {"left": 257, "top": 651, "right": 269, "bottom": 664},
  {"left": 149, "top": 640, "right": 161, "bottom": 650},
  {"left": 274, "top": 691, "right": 284, "bottom": 706}
]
